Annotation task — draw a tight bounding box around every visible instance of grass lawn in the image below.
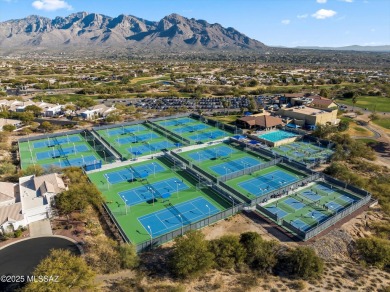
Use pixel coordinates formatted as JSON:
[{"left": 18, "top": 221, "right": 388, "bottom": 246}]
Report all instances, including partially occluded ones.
[
  {"left": 372, "top": 117, "right": 390, "bottom": 129},
  {"left": 207, "top": 115, "right": 241, "bottom": 124},
  {"left": 335, "top": 96, "right": 390, "bottom": 113},
  {"left": 87, "top": 158, "right": 231, "bottom": 244}
]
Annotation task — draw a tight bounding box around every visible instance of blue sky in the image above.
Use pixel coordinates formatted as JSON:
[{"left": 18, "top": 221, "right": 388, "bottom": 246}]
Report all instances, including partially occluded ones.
[{"left": 0, "top": 0, "right": 389, "bottom": 47}]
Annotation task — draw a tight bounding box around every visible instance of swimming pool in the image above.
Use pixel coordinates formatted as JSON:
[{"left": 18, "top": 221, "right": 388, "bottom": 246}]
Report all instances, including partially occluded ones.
[{"left": 258, "top": 130, "right": 298, "bottom": 142}]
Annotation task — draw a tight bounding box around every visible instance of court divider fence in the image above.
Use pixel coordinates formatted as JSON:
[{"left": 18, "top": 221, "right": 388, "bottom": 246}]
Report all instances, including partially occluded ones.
[
  {"left": 146, "top": 120, "right": 192, "bottom": 145},
  {"left": 145, "top": 120, "right": 191, "bottom": 145},
  {"left": 217, "top": 158, "right": 283, "bottom": 182},
  {"left": 19, "top": 129, "right": 85, "bottom": 143},
  {"left": 135, "top": 203, "right": 244, "bottom": 252},
  {"left": 190, "top": 113, "right": 243, "bottom": 135}
]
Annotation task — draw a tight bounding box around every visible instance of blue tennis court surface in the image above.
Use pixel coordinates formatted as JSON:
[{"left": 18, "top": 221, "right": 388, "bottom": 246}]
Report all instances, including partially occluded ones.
[
  {"left": 291, "top": 219, "right": 311, "bottom": 231},
  {"left": 36, "top": 144, "right": 89, "bottom": 160},
  {"left": 157, "top": 117, "right": 194, "bottom": 127},
  {"left": 33, "top": 135, "right": 81, "bottom": 149},
  {"left": 106, "top": 125, "right": 147, "bottom": 137},
  {"left": 148, "top": 140, "right": 175, "bottom": 150},
  {"left": 316, "top": 184, "right": 334, "bottom": 193},
  {"left": 265, "top": 206, "right": 288, "bottom": 218},
  {"left": 42, "top": 155, "right": 99, "bottom": 168},
  {"left": 119, "top": 178, "right": 189, "bottom": 206},
  {"left": 188, "top": 130, "right": 228, "bottom": 142},
  {"left": 187, "top": 145, "right": 236, "bottom": 162},
  {"left": 301, "top": 190, "right": 322, "bottom": 202},
  {"left": 305, "top": 210, "right": 327, "bottom": 223},
  {"left": 284, "top": 198, "right": 305, "bottom": 210},
  {"left": 172, "top": 124, "right": 210, "bottom": 134},
  {"left": 339, "top": 195, "right": 356, "bottom": 204},
  {"left": 105, "top": 163, "right": 165, "bottom": 184},
  {"left": 116, "top": 132, "right": 159, "bottom": 145},
  {"left": 325, "top": 201, "right": 344, "bottom": 212},
  {"left": 238, "top": 170, "right": 297, "bottom": 197},
  {"left": 138, "top": 197, "right": 220, "bottom": 237},
  {"left": 210, "top": 157, "right": 262, "bottom": 176}
]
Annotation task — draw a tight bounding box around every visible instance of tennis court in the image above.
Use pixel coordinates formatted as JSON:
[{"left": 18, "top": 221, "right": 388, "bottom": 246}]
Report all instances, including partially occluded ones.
[
  {"left": 172, "top": 124, "right": 210, "bottom": 134},
  {"left": 116, "top": 132, "right": 159, "bottom": 145},
  {"left": 273, "top": 140, "right": 334, "bottom": 164},
  {"left": 157, "top": 117, "right": 194, "bottom": 127},
  {"left": 19, "top": 132, "right": 107, "bottom": 170},
  {"left": 264, "top": 205, "right": 288, "bottom": 218},
  {"left": 96, "top": 124, "right": 179, "bottom": 160},
  {"left": 138, "top": 197, "right": 220, "bottom": 237},
  {"left": 238, "top": 170, "right": 298, "bottom": 197},
  {"left": 210, "top": 157, "right": 262, "bottom": 176},
  {"left": 187, "top": 129, "right": 228, "bottom": 142},
  {"left": 33, "top": 135, "right": 81, "bottom": 149},
  {"left": 258, "top": 181, "right": 364, "bottom": 237},
  {"left": 187, "top": 145, "right": 236, "bottom": 162},
  {"left": 119, "top": 177, "right": 189, "bottom": 206},
  {"left": 106, "top": 124, "right": 147, "bottom": 137},
  {"left": 104, "top": 162, "right": 166, "bottom": 185}
]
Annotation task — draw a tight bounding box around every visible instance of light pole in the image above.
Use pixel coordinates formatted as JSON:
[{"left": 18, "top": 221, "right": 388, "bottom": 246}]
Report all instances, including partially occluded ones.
[
  {"left": 148, "top": 187, "right": 155, "bottom": 206},
  {"left": 229, "top": 195, "right": 235, "bottom": 210},
  {"left": 206, "top": 204, "right": 210, "bottom": 225},
  {"left": 175, "top": 180, "right": 180, "bottom": 198},
  {"left": 147, "top": 225, "right": 152, "bottom": 248},
  {"left": 152, "top": 162, "right": 156, "bottom": 177},
  {"left": 121, "top": 195, "right": 128, "bottom": 215},
  {"left": 178, "top": 214, "right": 183, "bottom": 235}
]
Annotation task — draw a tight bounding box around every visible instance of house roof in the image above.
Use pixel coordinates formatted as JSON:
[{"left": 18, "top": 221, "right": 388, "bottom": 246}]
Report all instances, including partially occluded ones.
[
  {"left": 238, "top": 115, "right": 283, "bottom": 128},
  {"left": 0, "top": 182, "right": 17, "bottom": 203},
  {"left": 311, "top": 98, "right": 335, "bottom": 107},
  {"left": 0, "top": 202, "right": 23, "bottom": 225},
  {"left": 33, "top": 173, "right": 66, "bottom": 194}
]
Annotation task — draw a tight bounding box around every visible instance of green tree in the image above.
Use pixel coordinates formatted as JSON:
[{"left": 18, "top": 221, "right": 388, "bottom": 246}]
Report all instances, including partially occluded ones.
[
  {"left": 21, "top": 164, "right": 45, "bottom": 176},
  {"left": 209, "top": 235, "right": 246, "bottom": 270},
  {"left": 2, "top": 124, "right": 16, "bottom": 132},
  {"left": 25, "top": 105, "right": 43, "bottom": 116},
  {"left": 286, "top": 246, "right": 324, "bottom": 279},
  {"left": 170, "top": 230, "right": 214, "bottom": 278},
  {"left": 356, "top": 237, "right": 390, "bottom": 270},
  {"left": 118, "top": 244, "right": 139, "bottom": 269},
  {"left": 23, "top": 249, "right": 95, "bottom": 292},
  {"left": 40, "top": 121, "right": 54, "bottom": 132},
  {"left": 239, "top": 232, "right": 279, "bottom": 273},
  {"left": 337, "top": 119, "right": 350, "bottom": 132},
  {"left": 319, "top": 88, "right": 329, "bottom": 98}
]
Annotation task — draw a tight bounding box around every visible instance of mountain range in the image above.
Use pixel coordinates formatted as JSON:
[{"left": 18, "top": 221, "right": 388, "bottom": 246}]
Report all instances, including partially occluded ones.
[{"left": 0, "top": 12, "right": 266, "bottom": 51}]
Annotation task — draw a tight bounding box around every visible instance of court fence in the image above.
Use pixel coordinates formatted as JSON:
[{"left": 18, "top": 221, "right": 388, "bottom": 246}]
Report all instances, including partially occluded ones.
[
  {"left": 148, "top": 113, "right": 190, "bottom": 123},
  {"left": 135, "top": 203, "right": 244, "bottom": 252},
  {"left": 18, "top": 129, "right": 85, "bottom": 143},
  {"left": 147, "top": 120, "right": 192, "bottom": 145},
  {"left": 256, "top": 173, "right": 372, "bottom": 241},
  {"left": 102, "top": 203, "right": 132, "bottom": 244},
  {"left": 217, "top": 158, "right": 283, "bottom": 182},
  {"left": 91, "top": 120, "right": 146, "bottom": 131},
  {"left": 191, "top": 113, "right": 243, "bottom": 134},
  {"left": 229, "top": 138, "right": 280, "bottom": 160}
]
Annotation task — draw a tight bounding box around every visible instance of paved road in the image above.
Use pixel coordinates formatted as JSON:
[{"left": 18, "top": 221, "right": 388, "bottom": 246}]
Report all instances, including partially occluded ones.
[{"left": 0, "top": 237, "right": 79, "bottom": 291}]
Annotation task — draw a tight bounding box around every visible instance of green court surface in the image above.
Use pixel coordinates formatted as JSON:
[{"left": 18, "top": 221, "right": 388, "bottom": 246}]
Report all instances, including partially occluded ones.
[
  {"left": 179, "top": 143, "right": 270, "bottom": 177},
  {"left": 273, "top": 141, "right": 334, "bottom": 164},
  {"left": 260, "top": 181, "right": 361, "bottom": 233},
  {"left": 19, "top": 133, "right": 106, "bottom": 170},
  {"left": 87, "top": 158, "right": 232, "bottom": 244},
  {"left": 95, "top": 125, "right": 179, "bottom": 160},
  {"left": 154, "top": 117, "right": 231, "bottom": 143},
  {"left": 226, "top": 165, "right": 306, "bottom": 200}
]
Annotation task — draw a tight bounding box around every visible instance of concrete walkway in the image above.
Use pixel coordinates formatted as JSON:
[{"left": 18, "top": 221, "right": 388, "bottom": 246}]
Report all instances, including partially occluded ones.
[{"left": 29, "top": 219, "right": 53, "bottom": 237}]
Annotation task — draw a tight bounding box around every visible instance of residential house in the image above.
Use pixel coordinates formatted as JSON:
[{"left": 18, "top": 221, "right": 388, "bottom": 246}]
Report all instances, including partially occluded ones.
[
  {"left": 0, "top": 118, "right": 22, "bottom": 130},
  {"left": 80, "top": 104, "right": 116, "bottom": 120}
]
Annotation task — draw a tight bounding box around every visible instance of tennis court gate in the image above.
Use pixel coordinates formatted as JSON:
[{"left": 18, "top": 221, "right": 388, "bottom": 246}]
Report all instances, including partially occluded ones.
[{"left": 136, "top": 203, "right": 244, "bottom": 252}]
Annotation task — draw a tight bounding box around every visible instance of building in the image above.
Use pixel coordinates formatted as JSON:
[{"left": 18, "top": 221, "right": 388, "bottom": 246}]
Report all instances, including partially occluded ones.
[
  {"left": 80, "top": 104, "right": 116, "bottom": 120},
  {"left": 276, "top": 106, "right": 339, "bottom": 128},
  {"left": 237, "top": 115, "right": 283, "bottom": 130},
  {"left": 0, "top": 182, "right": 23, "bottom": 233},
  {"left": 19, "top": 173, "right": 67, "bottom": 224}
]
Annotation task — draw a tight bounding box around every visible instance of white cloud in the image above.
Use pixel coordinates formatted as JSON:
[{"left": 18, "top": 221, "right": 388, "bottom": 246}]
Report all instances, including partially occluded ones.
[
  {"left": 32, "top": 0, "right": 72, "bottom": 11},
  {"left": 297, "top": 14, "right": 308, "bottom": 19},
  {"left": 316, "top": 0, "right": 327, "bottom": 3},
  {"left": 312, "top": 9, "right": 337, "bottom": 19},
  {"left": 281, "top": 19, "right": 291, "bottom": 25},
  {"left": 339, "top": 0, "right": 353, "bottom": 2}
]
